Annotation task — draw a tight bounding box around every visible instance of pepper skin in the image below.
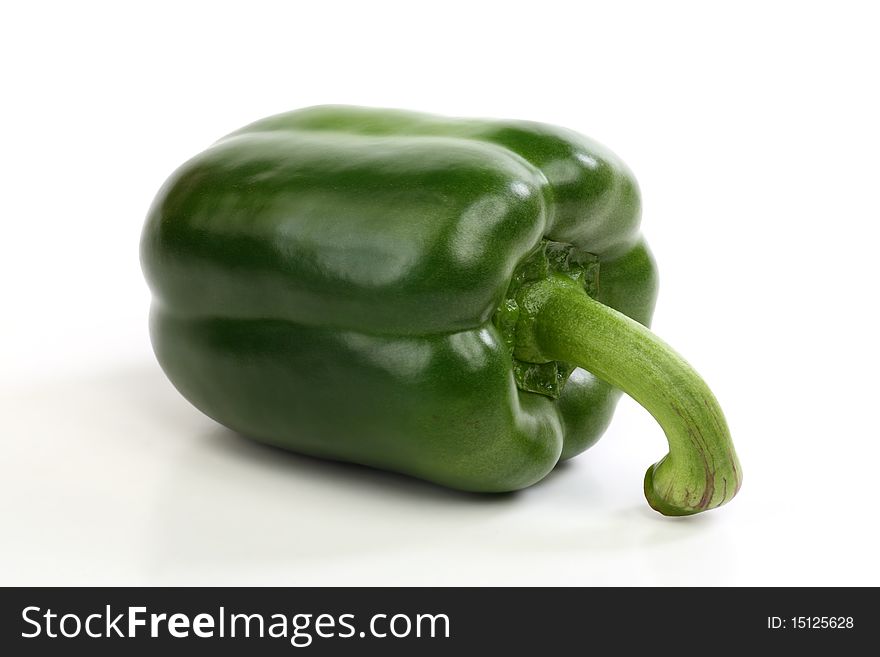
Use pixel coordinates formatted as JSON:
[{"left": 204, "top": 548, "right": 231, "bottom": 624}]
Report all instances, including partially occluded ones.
[{"left": 141, "top": 106, "right": 741, "bottom": 515}]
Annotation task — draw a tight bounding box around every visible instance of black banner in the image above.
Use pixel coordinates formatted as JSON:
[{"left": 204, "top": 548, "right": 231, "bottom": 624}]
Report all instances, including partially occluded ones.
[{"left": 0, "top": 587, "right": 870, "bottom": 654}]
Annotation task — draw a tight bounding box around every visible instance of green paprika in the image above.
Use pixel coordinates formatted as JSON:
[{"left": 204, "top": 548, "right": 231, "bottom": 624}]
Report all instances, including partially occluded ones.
[{"left": 141, "top": 105, "right": 741, "bottom": 516}]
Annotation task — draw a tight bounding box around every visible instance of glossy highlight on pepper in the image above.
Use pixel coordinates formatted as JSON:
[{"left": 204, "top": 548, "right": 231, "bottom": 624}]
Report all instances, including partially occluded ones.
[{"left": 141, "top": 105, "right": 741, "bottom": 515}]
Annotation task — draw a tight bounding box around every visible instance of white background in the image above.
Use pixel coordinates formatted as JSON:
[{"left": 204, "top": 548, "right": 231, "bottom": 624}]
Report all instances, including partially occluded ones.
[{"left": 2, "top": 0, "right": 879, "bottom": 585}]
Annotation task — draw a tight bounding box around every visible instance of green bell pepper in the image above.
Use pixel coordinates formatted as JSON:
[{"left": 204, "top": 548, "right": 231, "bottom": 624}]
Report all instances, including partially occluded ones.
[{"left": 141, "top": 105, "right": 741, "bottom": 516}]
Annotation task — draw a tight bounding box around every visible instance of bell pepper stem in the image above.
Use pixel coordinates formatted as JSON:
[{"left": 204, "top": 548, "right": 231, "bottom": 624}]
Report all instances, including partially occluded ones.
[{"left": 516, "top": 276, "right": 741, "bottom": 515}]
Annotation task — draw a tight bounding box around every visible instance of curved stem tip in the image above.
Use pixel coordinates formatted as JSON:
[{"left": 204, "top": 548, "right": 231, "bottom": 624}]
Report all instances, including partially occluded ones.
[{"left": 515, "top": 276, "right": 741, "bottom": 516}]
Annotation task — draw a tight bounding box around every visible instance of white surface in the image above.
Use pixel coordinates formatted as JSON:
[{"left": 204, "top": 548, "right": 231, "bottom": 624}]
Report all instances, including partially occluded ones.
[{"left": 2, "top": 0, "right": 879, "bottom": 585}]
